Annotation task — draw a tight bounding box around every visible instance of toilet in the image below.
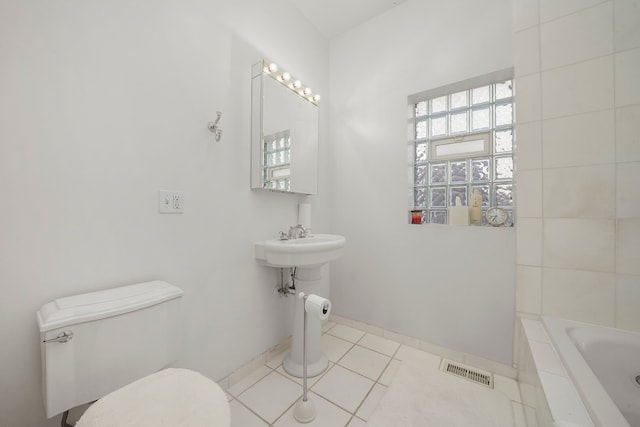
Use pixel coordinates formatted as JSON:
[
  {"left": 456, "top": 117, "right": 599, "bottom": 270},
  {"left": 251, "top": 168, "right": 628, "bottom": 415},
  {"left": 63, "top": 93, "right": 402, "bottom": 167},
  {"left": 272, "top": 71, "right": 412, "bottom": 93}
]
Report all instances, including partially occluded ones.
[{"left": 37, "top": 280, "right": 230, "bottom": 426}]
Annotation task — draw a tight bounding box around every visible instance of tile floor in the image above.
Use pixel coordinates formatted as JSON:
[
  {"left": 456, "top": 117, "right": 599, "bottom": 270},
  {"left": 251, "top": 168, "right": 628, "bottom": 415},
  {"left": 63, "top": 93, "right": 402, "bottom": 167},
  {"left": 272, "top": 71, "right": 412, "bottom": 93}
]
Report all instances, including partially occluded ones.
[{"left": 225, "top": 322, "right": 527, "bottom": 427}]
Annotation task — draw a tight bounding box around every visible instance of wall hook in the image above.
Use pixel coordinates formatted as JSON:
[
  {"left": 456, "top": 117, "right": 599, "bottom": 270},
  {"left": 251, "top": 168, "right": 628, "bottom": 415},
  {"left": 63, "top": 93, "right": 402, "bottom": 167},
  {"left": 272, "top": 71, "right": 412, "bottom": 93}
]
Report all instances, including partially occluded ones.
[{"left": 207, "top": 111, "right": 223, "bottom": 142}]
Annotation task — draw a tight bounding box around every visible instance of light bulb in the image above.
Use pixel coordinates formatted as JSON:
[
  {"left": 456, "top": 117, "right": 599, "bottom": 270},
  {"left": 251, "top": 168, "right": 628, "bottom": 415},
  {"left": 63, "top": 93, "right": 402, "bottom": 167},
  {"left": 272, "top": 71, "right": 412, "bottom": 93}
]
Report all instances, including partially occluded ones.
[
  {"left": 292, "top": 80, "right": 302, "bottom": 89},
  {"left": 281, "top": 72, "right": 291, "bottom": 81},
  {"left": 267, "top": 63, "right": 278, "bottom": 73},
  {"left": 303, "top": 87, "right": 312, "bottom": 96},
  {"left": 312, "top": 94, "right": 321, "bottom": 102}
]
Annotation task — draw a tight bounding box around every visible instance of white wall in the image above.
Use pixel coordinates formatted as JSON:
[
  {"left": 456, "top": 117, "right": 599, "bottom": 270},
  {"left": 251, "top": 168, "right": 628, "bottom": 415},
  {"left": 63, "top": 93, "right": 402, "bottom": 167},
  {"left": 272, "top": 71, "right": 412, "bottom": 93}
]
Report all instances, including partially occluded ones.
[
  {"left": 513, "top": 0, "right": 640, "bottom": 332},
  {"left": 0, "top": 1, "right": 329, "bottom": 425},
  {"left": 327, "top": 0, "right": 516, "bottom": 365}
]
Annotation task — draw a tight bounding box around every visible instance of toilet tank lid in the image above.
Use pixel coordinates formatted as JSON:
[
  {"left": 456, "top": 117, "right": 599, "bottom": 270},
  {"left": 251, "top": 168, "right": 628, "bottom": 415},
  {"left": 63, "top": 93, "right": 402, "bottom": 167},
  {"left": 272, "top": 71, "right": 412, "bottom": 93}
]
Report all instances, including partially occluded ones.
[{"left": 37, "top": 281, "right": 184, "bottom": 332}]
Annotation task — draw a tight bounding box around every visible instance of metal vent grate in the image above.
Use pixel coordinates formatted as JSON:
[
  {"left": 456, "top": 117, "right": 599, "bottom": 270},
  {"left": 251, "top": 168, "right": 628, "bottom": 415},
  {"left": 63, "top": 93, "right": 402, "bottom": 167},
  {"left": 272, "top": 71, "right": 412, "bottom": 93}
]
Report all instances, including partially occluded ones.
[{"left": 441, "top": 360, "right": 494, "bottom": 388}]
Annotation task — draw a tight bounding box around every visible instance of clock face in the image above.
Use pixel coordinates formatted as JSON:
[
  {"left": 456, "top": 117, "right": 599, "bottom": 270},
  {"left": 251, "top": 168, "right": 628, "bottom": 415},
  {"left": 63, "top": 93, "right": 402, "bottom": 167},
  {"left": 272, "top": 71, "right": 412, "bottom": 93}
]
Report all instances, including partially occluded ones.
[{"left": 486, "top": 207, "right": 508, "bottom": 226}]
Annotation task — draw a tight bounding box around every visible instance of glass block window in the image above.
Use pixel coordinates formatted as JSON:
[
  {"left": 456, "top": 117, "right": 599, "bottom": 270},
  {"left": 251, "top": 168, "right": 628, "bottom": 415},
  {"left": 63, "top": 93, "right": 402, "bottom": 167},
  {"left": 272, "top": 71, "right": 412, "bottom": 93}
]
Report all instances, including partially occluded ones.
[
  {"left": 262, "top": 130, "right": 291, "bottom": 191},
  {"left": 409, "top": 75, "right": 514, "bottom": 225}
]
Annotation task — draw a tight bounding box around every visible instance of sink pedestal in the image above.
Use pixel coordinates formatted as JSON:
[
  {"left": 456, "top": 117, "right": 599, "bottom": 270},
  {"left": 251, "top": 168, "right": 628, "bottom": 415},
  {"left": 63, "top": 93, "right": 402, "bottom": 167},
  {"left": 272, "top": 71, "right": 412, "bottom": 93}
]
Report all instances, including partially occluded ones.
[
  {"left": 283, "top": 278, "right": 328, "bottom": 377},
  {"left": 253, "top": 234, "right": 346, "bottom": 378}
]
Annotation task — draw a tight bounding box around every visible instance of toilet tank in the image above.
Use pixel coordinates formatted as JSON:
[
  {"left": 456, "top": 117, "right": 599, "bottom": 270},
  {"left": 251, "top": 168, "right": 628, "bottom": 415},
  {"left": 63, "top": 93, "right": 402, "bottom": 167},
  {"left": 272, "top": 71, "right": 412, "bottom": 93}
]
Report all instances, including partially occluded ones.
[{"left": 37, "top": 280, "right": 184, "bottom": 418}]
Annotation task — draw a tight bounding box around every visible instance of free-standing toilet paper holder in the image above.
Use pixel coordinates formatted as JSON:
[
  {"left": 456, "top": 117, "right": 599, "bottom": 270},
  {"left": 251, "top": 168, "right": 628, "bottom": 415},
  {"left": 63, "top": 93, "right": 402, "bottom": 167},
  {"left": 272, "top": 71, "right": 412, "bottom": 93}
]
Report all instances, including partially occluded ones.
[{"left": 293, "top": 292, "right": 331, "bottom": 423}]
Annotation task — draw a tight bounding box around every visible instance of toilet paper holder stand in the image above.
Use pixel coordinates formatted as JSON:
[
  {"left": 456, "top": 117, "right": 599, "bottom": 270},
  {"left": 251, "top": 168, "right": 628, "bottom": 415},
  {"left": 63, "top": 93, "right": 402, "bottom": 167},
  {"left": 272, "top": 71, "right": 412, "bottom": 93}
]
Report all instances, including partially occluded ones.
[{"left": 293, "top": 292, "right": 330, "bottom": 423}]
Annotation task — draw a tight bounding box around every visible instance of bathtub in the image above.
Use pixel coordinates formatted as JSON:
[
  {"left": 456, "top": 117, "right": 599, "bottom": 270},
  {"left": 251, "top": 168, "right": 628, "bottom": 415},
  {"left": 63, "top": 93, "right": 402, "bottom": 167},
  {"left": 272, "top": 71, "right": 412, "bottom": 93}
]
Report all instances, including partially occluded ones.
[{"left": 542, "top": 317, "right": 640, "bottom": 427}]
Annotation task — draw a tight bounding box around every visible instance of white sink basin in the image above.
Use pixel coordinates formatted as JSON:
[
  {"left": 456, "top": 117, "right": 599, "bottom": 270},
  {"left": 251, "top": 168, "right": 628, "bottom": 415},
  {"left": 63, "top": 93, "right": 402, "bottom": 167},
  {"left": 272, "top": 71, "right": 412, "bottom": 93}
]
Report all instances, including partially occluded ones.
[{"left": 255, "top": 234, "right": 346, "bottom": 268}]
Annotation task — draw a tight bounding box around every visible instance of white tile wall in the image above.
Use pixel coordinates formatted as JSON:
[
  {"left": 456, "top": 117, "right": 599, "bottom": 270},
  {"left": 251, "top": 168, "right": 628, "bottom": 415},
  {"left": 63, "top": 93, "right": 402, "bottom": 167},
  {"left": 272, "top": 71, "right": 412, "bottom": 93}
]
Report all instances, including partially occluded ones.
[
  {"left": 542, "top": 268, "right": 616, "bottom": 325},
  {"left": 514, "top": 74, "right": 541, "bottom": 123},
  {"left": 516, "top": 266, "right": 542, "bottom": 314},
  {"left": 516, "top": 218, "right": 542, "bottom": 266},
  {"left": 513, "top": 26, "right": 541, "bottom": 77},
  {"left": 514, "top": 121, "right": 542, "bottom": 171},
  {"left": 540, "top": 2, "right": 614, "bottom": 70},
  {"left": 614, "top": 0, "right": 640, "bottom": 50},
  {"left": 616, "top": 218, "right": 640, "bottom": 274},
  {"left": 515, "top": 170, "right": 542, "bottom": 217},
  {"left": 541, "top": 55, "right": 614, "bottom": 119},
  {"left": 615, "top": 274, "right": 640, "bottom": 331},
  {"left": 513, "top": 0, "right": 539, "bottom": 31},
  {"left": 615, "top": 48, "right": 640, "bottom": 106},
  {"left": 542, "top": 110, "right": 615, "bottom": 168},
  {"left": 514, "top": 0, "right": 640, "bottom": 338},
  {"left": 542, "top": 164, "right": 615, "bottom": 218},
  {"left": 616, "top": 105, "right": 640, "bottom": 162},
  {"left": 539, "top": 0, "right": 608, "bottom": 23},
  {"left": 543, "top": 219, "right": 615, "bottom": 272},
  {"left": 617, "top": 162, "right": 640, "bottom": 217}
]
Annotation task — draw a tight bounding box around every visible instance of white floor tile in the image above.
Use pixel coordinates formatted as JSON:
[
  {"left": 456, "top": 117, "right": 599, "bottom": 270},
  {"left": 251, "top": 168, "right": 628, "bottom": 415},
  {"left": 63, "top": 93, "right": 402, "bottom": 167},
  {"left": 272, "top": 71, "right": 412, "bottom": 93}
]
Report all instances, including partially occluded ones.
[
  {"left": 367, "top": 358, "right": 515, "bottom": 427},
  {"left": 347, "top": 416, "right": 367, "bottom": 426},
  {"left": 228, "top": 321, "right": 528, "bottom": 427},
  {"left": 237, "top": 371, "right": 302, "bottom": 424},
  {"left": 379, "top": 359, "right": 401, "bottom": 386},
  {"left": 229, "top": 400, "right": 268, "bottom": 427},
  {"left": 227, "top": 365, "right": 272, "bottom": 397},
  {"left": 321, "top": 333, "right": 354, "bottom": 362},
  {"left": 273, "top": 392, "right": 351, "bottom": 427},
  {"left": 266, "top": 349, "right": 289, "bottom": 369},
  {"left": 322, "top": 321, "right": 336, "bottom": 333},
  {"left": 339, "top": 345, "right": 390, "bottom": 380},
  {"left": 394, "top": 345, "right": 441, "bottom": 368},
  {"left": 276, "top": 363, "right": 329, "bottom": 387},
  {"left": 358, "top": 333, "right": 400, "bottom": 356},
  {"left": 326, "top": 324, "right": 365, "bottom": 343},
  {"left": 312, "top": 365, "right": 374, "bottom": 413},
  {"left": 355, "top": 383, "right": 386, "bottom": 421}
]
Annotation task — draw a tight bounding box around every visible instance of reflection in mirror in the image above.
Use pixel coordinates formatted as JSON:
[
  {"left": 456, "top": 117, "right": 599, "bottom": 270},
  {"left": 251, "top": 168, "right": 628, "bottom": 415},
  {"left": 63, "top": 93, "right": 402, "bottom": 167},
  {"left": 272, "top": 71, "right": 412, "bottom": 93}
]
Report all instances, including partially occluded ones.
[
  {"left": 251, "top": 60, "right": 319, "bottom": 195},
  {"left": 263, "top": 130, "right": 291, "bottom": 191}
]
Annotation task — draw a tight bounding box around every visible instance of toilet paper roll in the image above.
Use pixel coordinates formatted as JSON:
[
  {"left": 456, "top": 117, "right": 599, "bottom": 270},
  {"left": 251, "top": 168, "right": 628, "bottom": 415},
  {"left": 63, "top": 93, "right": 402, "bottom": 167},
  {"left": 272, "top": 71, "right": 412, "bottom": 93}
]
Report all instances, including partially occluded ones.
[{"left": 304, "top": 294, "right": 331, "bottom": 320}]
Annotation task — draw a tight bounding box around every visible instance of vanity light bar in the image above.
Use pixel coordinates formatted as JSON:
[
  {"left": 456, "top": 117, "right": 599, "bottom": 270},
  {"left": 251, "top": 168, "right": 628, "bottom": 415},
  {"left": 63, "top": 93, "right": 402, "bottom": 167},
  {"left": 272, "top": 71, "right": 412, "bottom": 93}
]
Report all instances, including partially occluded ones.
[{"left": 262, "top": 60, "right": 321, "bottom": 105}]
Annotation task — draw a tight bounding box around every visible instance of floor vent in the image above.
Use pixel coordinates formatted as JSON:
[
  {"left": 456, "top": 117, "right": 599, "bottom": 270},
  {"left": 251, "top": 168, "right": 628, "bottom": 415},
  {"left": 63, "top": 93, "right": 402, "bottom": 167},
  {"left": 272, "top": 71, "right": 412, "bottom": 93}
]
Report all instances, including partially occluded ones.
[{"left": 440, "top": 360, "right": 494, "bottom": 389}]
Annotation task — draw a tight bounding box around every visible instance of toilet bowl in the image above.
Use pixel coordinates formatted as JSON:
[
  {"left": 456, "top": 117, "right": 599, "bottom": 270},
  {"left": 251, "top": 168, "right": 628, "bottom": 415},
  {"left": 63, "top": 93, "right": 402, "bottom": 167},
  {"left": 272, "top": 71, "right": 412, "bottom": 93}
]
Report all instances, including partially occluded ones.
[
  {"left": 75, "top": 368, "right": 229, "bottom": 427},
  {"left": 37, "top": 281, "right": 230, "bottom": 426}
]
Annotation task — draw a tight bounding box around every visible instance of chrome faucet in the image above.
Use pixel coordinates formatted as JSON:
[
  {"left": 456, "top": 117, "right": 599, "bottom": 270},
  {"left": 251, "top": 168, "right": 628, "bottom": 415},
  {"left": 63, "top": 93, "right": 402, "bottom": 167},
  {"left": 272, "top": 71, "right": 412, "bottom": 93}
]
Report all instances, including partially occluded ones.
[{"left": 279, "top": 224, "right": 309, "bottom": 240}]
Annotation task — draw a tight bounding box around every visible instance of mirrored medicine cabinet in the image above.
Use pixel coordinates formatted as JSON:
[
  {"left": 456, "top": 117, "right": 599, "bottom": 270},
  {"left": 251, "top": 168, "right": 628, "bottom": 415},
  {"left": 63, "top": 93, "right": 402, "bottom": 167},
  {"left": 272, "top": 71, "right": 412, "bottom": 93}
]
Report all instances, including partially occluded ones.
[{"left": 251, "top": 60, "right": 319, "bottom": 195}]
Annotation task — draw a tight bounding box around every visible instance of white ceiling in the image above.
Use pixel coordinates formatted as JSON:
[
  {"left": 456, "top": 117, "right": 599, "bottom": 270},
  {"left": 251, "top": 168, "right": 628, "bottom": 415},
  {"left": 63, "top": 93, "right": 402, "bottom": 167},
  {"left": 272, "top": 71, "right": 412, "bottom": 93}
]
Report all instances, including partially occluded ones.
[{"left": 285, "top": 0, "right": 407, "bottom": 39}]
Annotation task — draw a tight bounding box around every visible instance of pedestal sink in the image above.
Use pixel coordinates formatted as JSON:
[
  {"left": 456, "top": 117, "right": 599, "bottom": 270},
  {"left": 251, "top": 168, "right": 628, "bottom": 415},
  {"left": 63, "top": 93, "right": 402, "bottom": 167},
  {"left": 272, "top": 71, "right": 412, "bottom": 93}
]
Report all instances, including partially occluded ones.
[
  {"left": 255, "top": 234, "right": 346, "bottom": 269},
  {"left": 255, "top": 234, "right": 346, "bottom": 377}
]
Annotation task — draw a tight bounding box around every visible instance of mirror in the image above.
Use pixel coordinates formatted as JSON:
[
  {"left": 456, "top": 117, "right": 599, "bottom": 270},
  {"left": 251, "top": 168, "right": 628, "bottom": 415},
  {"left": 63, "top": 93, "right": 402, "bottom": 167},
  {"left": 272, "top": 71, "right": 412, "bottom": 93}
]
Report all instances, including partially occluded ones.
[{"left": 251, "top": 61, "right": 319, "bottom": 195}]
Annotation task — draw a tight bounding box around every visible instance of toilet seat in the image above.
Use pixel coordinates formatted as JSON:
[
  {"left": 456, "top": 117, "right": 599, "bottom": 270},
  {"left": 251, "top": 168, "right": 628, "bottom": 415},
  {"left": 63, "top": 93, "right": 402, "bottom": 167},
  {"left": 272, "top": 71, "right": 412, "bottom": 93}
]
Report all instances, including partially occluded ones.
[{"left": 75, "top": 368, "right": 230, "bottom": 427}]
